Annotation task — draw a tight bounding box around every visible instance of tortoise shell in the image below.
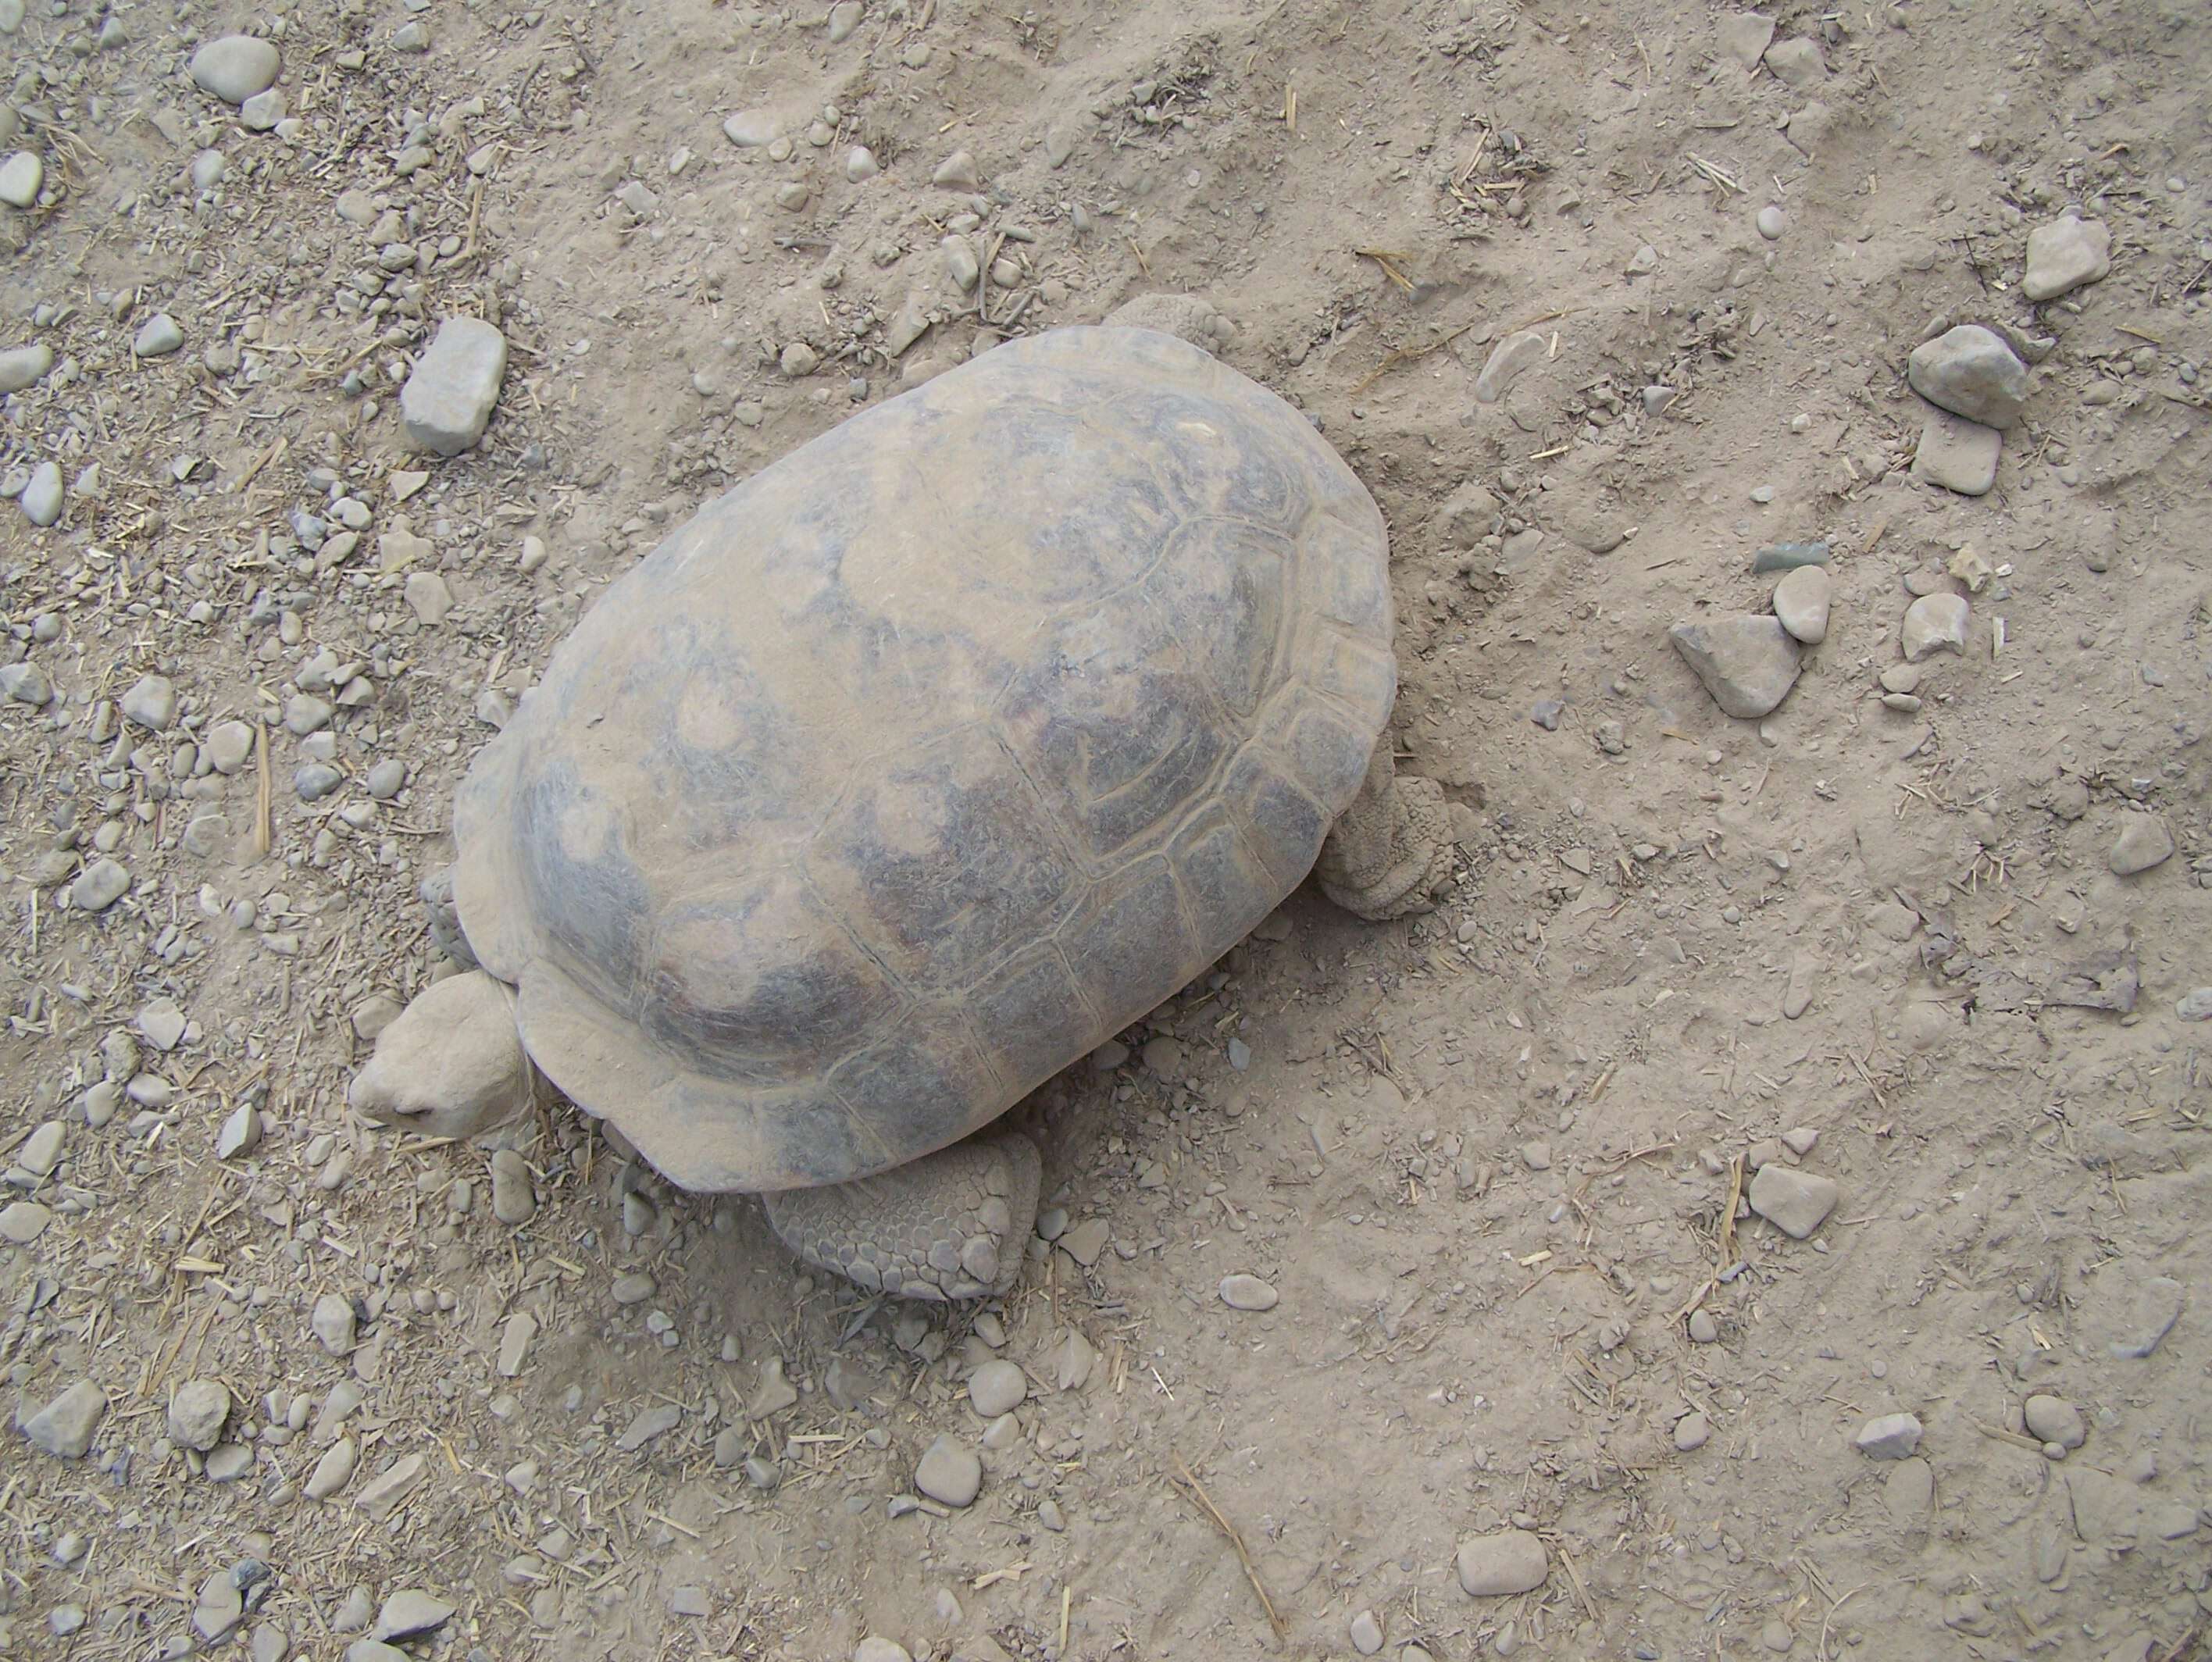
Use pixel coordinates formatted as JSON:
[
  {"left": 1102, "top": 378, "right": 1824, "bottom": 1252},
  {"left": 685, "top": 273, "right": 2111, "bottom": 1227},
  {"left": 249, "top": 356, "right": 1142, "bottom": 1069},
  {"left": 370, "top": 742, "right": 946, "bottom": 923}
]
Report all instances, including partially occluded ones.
[{"left": 451, "top": 325, "right": 1397, "bottom": 1192}]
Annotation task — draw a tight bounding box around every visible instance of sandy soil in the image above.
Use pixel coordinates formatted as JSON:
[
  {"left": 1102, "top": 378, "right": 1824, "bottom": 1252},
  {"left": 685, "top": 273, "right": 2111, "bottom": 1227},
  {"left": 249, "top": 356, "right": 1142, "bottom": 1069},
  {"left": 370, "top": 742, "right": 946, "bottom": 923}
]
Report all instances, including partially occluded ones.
[{"left": 2, "top": 1, "right": 2208, "bottom": 1660}]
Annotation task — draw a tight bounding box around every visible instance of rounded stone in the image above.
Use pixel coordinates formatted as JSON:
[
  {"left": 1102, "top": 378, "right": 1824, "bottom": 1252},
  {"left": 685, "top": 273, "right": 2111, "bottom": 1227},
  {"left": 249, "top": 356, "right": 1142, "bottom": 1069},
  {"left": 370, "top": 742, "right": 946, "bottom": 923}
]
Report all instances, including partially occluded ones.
[
  {"left": 914, "top": 1435, "right": 982, "bottom": 1507},
  {"left": 966, "top": 1359, "right": 1026, "bottom": 1418},
  {"left": 167, "top": 1379, "right": 231, "bottom": 1452},
  {"left": 190, "top": 35, "right": 280, "bottom": 104},
  {"left": 1456, "top": 1529, "right": 1547, "bottom": 1597},
  {"left": 1218, "top": 1274, "right": 1279, "bottom": 1311}
]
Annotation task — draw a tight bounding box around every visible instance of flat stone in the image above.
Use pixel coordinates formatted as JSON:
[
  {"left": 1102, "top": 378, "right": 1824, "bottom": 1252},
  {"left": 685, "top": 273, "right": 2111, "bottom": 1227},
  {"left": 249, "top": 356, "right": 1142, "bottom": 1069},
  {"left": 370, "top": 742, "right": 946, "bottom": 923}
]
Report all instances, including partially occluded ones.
[
  {"left": 749, "top": 1356, "right": 799, "bottom": 1418},
  {"left": 915, "top": 1435, "right": 982, "bottom": 1507},
  {"left": 2177, "top": 989, "right": 2212, "bottom": 1022},
  {"left": 2108, "top": 814, "right": 2173, "bottom": 876},
  {"left": 400, "top": 318, "right": 507, "bottom": 456},
  {"left": 238, "top": 89, "right": 286, "bottom": 130},
  {"left": 1771, "top": 565, "right": 1831, "bottom": 644},
  {"left": 0, "top": 662, "right": 50, "bottom": 704},
  {"left": 1718, "top": 12, "right": 1775, "bottom": 69},
  {"left": 670, "top": 1585, "right": 712, "bottom": 1617},
  {"left": 134, "top": 314, "right": 184, "bottom": 357},
  {"left": 497, "top": 1313, "right": 536, "bottom": 1377},
  {"left": 1474, "top": 330, "right": 1547, "bottom": 404},
  {"left": 930, "top": 149, "right": 979, "bottom": 190},
  {"left": 0, "top": 341, "right": 53, "bottom": 392},
  {"left": 1912, "top": 408, "right": 2002, "bottom": 495},
  {"left": 1762, "top": 37, "right": 1825, "bottom": 85},
  {"left": 615, "top": 1403, "right": 681, "bottom": 1450},
  {"left": 2024, "top": 1394, "right": 2085, "bottom": 1449},
  {"left": 1455, "top": 1529, "right": 1547, "bottom": 1596},
  {"left": 491, "top": 1149, "right": 535, "bottom": 1223},
  {"left": 1901, "top": 593, "right": 1969, "bottom": 661},
  {"left": 855, "top": 1641, "right": 913, "bottom": 1662},
  {"left": 403, "top": 571, "right": 453, "bottom": 624},
  {"left": 190, "top": 35, "right": 280, "bottom": 103},
  {"left": 1668, "top": 616, "right": 1801, "bottom": 718},
  {"left": 205, "top": 1442, "right": 253, "bottom": 1482},
  {"left": 0, "top": 151, "right": 42, "bottom": 209},
  {"left": 1884, "top": 1457, "right": 1935, "bottom": 1523},
  {"left": 722, "top": 109, "right": 780, "bottom": 146},
  {"left": 611, "top": 1271, "right": 656, "bottom": 1305},
  {"left": 304, "top": 1437, "right": 357, "bottom": 1499},
  {"left": 312, "top": 1293, "right": 357, "bottom": 1353},
  {"left": 205, "top": 721, "right": 253, "bottom": 773},
  {"left": 1350, "top": 1609, "right": 1385, "bottom": 1655},
  {"left": 372, "top": 1590, "right": 455, "bottom": 1641},
  {"left": 1854, "top": 1412, "right": 1924, "bottom": 1460},
  {"left": 20, "top": 460, "right": 61, "bottom": 526},
  {"left": 168, "top": 1379, "right": 231, "bottom": 1451},
  {"left": 120, "top": 673, "right": 177, "bottom": 729},
  {"left": 1059, "top": 1217, "right": 1110, "bottom": 1266},
  {"left": 826, "top": 1, "right": 863, "bottom": 42},
  {"left": 194, "top": 1577, "right": 244, "bottom": 1641},
  {"left": 354, "top": 1452, "right": 425, "bottom": 1519},
  {"left": 22, "top": 1380, "right": 105, "bottom": 1458},
  {"left": 967, "top": 1360, "right": 1026, "bottom": 1418},
  {"left": 1747, "top": 1164, "right": 1838, "bottom": 1238},
  {"left": 1218, "top": 1273, "right": 1279, "bottom": 1311},
  {"left": 18, "top": 1119, "right": 62, "bottom": 1175},
  {"left": 345, "top": 1644, "right": 409, "bottom": 1662},
  {"left": 2023, "top": 214, "right": 2111, "bottom": 302},
  {"left": 1909, "top": 325, "right": 2028, "bottom": 428},
  {"left": 1752, "top": 540, "right": 1829, "bottom": 572},
  {"left": 1674, "top": 1411, "right": 1712, "bottom": 1451},
  {"left": 0, "top": 1200, "right": 52, "bottom": 1243}
]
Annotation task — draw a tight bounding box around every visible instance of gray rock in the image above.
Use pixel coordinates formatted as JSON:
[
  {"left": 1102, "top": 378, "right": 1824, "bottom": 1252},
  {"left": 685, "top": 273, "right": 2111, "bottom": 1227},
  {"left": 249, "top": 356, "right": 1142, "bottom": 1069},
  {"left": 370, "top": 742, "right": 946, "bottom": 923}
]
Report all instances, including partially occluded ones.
[
  {"left": 0, "top": 151, "right": 42, "bottom": 209},
  {"left": 1911, "top": 408, "right": 2002, "bottom": 495},
  {"left": 2108, "top": 814, "right": 2173, "bottom": 876},
  {"left": 845, "top": 145, "right": 879, "bottom": 182},
  {"left": 312, "top": 1293, "right": 356, "bottom": 1353},
  {"left": 205, "top": 720, "right": 253, "bottom": 773},
  {"left": 1474, "top": 330, "right": 1547, "bottom": 404},
  {"left": 22, "top": 461, "right": 62, "bottom": 526},
  {"left": 2178, "top": 989, "right": 2212, "bottom": 1022},
  {"left": 940, "top": 236, "right": 979, "bottom": 291},
  {"left": 18, "top": 1119, "right": 61, "bottom": 1175},
  {"left": 216, "top": 1104, "right": 262, "bottom": 1159},
  {"left": 930, "top": 149, "right": 979, "bottom": 190},
  {"left": 1455, "top": 1529, "right": 1547, "bottom": 1596},
  {"left": 497, "top": 1313, "right": 536, "bottom": 1377},
  {"left": 1762, "top": 37, "right": 1825, "bottom": 85},
  {"left": 168, "top": 1379, "right": 231, "bottom": 1451},
  {"left": 190, "top": 35, "right": 280, "bottom": 103},
  {"left": 191, "top": 149, "right": 227, "bottom": 189},
  {"left": 967, "top": 1359, "right": 1026, "bottom": 1418},
  {"left": 1853, "top": 1412, "right": 1924, "bottom": 1460},
  {"left": 345, "top": 1643, "right": 409, "bottom": 1662},
  {"left": 1771, "top": 565, "right": 1831, "bottom": 644},
  {"left": 354, "top": 1453, "right": 425, "bottom": 1519},
  {"left": 0, "top": 1200, "right": 53, "bottom": 1243},
  {"left": 1753, "top": 540, "right": 1829, "bottom": 572},
  {"left": 490, "top": 1148, "right": 536, "bottom": 1223},
  {"left": 22, "top": 1380, "right": 105, "bottom": 1457},
  {"left": 295, "top": 763, "right": 342, "bottom": 801},
  {"left": 134, "top": 314, "right": 184, "bottom": 357},
  {"left": 1754, "top": 204, "right": 1786, "bottom": 241},
  {"left": 1668, "top": 616, "right": 1802, "bottom": 718},
  {"left": 612, "top": 1271, "right": 656, "bottom": 1305},
  {"left": 1901, "top": 593, "right": 1969, "bottom": 661},
  {"left": 2023, "top": 214, "right": 2111, "bottom": 302},
  {"left": 854, "top": 1641, "right": 912, "bottom": 1662},
  {"left": 0, "top": 341, "right": 53, "bottom": 391},
  {"left": 1909, "top": 325, "right": 2028, "bottom": 428},
  {"left": 670, "top": 1585, "right": 712, "bottom": 1617},
  {"left": 1747, "top": 1164, "right": 1838, "bottom": 1238},
  {"left": 121, "top": 674, "right": 177, "bottom": 729},
  {"left": 70, "top": 858, "right": 129, "bottom": 911},
  {"left": 1674, "top": 1411, "right": 1712, "bottom": 1451},
  {"left": 1718, "top": 12, "right": 1775, "bottom": 67},
  {"left": 403, "top": 571, "right": 453, "bottom": 624},
  {"left": 365, "top": 759, "right": 408, "bottom": 798},
  {"left": 721, "top": 109, "right": 780, "bottom": 147},
  {"left": 401, "top": 318, "right": 508, "bottom": 456},
  {"left": 1350, "top": 1609, "right": 1384, "bottom": 1655},
  {"left": 284, "top": 694, "right": 333, "bottom": 735},
  {"left": 205, "top": 1443, "right": 253, "bottom": 1481},
  {"left": 0, "top": 662, "right": 50, "bottom": 704},
  {"left": 332, "top": 1587, "right": 375, "bottom": 1632},
  {"left": 304, "top": 1437, "right": 358, "bottom": 1500},
  {"left": 194, "top": 1575, "right": 244, "bottom": 1641},
  {"left": 915, "top": 1434, "right": 982, "bottom": 1507},
  {"left": 2024, "top": 1394, "right": 2085, "bottom": 1449},
  {"left": 238, "top": 89, "right": 287, "bottom": 130},
  {"left": 1687, "top": 1309, "right": 1719, "bottom": 1343},
  {"left": 615, "top": 1403, "right": 681, "bottom": 1450},
  {"left": 372, "top": 1590, "right": 454, "bottom": 1641}
]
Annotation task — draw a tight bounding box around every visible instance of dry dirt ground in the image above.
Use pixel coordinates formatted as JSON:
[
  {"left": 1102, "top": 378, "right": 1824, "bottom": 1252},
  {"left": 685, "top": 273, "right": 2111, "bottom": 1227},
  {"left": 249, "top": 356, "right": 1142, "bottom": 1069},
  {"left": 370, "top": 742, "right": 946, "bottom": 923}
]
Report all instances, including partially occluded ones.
[{"left": 2, "top": 1, "right": 2210, "bottom": 1660}]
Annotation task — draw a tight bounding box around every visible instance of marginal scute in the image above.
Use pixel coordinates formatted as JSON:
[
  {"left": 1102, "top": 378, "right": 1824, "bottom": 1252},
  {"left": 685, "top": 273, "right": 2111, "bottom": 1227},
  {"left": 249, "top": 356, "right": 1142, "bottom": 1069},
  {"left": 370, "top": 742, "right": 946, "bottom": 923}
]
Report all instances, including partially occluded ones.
[{"left": 452, "top": 326, "right": 1396, "bottom": 1192}]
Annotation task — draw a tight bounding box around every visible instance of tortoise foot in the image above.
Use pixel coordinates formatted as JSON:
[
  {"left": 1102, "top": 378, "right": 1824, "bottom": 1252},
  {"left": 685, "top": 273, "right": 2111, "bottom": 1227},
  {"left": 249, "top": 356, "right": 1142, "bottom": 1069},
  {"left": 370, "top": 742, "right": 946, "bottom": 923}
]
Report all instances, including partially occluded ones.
[
  {"left": 762, "top": 1134, "right": 1041, "bottom": 1301},
  {"left": 348, "top": 970, "right": 539, "bottom": 1140},
  {"left": 1315, "top": 742, "right": 1457, "bottom": 921},
  {"left": 420, "top": 865, "right": 478, "bottom": 969}
]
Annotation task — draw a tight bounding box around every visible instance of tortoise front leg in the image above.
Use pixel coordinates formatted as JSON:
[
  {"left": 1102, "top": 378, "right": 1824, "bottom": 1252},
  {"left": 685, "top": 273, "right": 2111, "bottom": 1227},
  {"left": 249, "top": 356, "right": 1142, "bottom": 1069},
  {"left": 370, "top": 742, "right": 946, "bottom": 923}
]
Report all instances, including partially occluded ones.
[
  {"left": 761, "top": 1135, "right": 1042, "bottom": 1301},
  {"left": 1314, "top": 741, "right": 1456, "bottom": 921}
]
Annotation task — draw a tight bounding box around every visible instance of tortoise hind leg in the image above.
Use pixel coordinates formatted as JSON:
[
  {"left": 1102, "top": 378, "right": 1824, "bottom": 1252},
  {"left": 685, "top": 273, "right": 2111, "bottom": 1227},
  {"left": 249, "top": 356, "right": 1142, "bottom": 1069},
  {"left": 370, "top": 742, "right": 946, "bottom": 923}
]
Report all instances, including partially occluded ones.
[
  {"left": 761, "top": 1135, "right": 1041, "bottom": 1301},
  {"left": 1315, "top": 742, "right": 1457, "bottom": 921}
]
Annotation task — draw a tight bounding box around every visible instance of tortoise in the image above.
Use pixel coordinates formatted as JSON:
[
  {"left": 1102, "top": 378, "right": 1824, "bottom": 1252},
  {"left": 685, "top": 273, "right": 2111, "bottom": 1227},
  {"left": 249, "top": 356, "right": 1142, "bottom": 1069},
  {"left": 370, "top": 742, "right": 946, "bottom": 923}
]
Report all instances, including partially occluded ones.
[{"left": 350, "top": 311, "right": 1455, "bottom": 1301}]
